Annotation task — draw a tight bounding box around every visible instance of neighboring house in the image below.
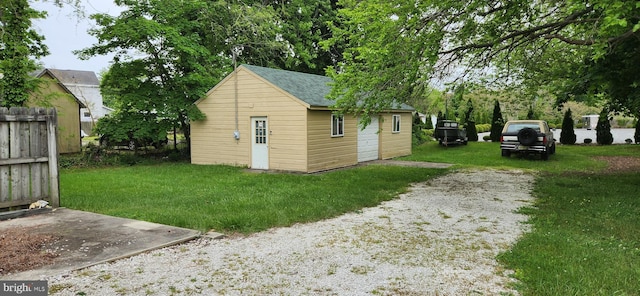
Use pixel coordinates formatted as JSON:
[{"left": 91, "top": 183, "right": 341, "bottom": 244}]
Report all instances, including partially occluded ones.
[
  {"left": 41, "top": 69, "right": 110, "bottom": 136},
  {"left": 29, "top": 69, "right": 87, "bottom": 154},
  {"left": 191, "top": 64, "right": 413, "bottom": 173}
]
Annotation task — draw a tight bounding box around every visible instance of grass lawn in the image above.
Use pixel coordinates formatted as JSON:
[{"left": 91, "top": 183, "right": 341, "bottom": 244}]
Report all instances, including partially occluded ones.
[
  {"left": 60, "top": 141, "right": 640, "bottom": 295},
  {"left": 60, "top": 163, "right": 446, "bottom": 233}
]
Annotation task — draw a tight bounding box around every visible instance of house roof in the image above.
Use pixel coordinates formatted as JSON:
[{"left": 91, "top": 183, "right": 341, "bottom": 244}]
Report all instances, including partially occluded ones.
[
  {"left": 35, "top": 69, "right": 87, "bottom": 108},
  {"left": 242, "top": 64, "right": 334, "bottom": 108},
  {"left": 43, "top": 69, "right": 100, "bottom": 86},
  {"left": 241, "top": 64, "right": 414, "bottom": 111}
]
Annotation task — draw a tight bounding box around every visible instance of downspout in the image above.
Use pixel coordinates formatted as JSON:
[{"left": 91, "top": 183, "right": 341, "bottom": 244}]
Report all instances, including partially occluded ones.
[{"left": 233, "top": 47, "right": 240, "bottom": 141}]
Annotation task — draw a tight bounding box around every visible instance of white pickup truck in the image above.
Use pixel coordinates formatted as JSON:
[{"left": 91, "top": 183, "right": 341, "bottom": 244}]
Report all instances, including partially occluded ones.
[{"left": 500, "top": 120, "right": 556, "bottom": 160}]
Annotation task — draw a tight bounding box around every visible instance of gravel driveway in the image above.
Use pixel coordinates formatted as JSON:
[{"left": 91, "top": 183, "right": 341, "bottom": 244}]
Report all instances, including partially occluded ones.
[{"left": 49, "top": 169, "right": 534, "bottom": 295}]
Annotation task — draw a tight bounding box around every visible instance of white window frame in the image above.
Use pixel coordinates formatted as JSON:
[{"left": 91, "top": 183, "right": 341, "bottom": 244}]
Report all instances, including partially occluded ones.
[
  {"left": 331, "top": 114, "right": 344, "bottom": 137},
  {"left": 392, "top": 114, "right": 401, "bottom": 133}
]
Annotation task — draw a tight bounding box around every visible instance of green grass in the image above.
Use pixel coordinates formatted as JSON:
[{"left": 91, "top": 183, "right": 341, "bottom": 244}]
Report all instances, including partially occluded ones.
[
  {"left": 498, "top": 172, "right": 640, "bottom": 295},
  {"left": 400, "top": 141, "right": 640, "bottom": 173},
  {"left": 60, "top": 164, "right": 445, "bottom": 233},
  {"left": 59, "top": 141, "right": 640, "bottom": 295}
]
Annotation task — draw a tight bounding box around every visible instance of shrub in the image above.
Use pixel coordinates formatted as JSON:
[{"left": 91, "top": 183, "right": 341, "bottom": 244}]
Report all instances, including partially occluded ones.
[
  {"left": 412, "top": 114, "right": 431, "bottom": 146},
  {"left": 489, "top": 100, "right": 504, "bottom": 142},
  {"left": 476, "top": 124, "right": 491, "bottom": 133},
  {"left": 584, "top": 138, "right": 593, "bottom": 144},
  {"left": 95, "top": 110, "right": 170, "bottom": 150},
  {"left": 560, "top": 109, "right": 577, "bottom": 145},
  {"left": 424, "top": 129, "right": 434, "bottom": 138},
  {"left": 616, "top": 118, "right": 629, "bottom": 128},
  {"left": 466, "top": 121, "right": 479, "bottom": 141},
  {"left": 596, "top": 108, "right": 613, "bottom": 145},
  {"left": 483, "top": 135, "right": 491, "bottom": 141}
]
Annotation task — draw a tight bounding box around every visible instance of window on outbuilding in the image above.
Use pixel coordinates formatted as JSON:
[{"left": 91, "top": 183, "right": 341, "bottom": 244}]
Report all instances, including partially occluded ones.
[
  {"left": 392, "top": 115, "right": 401, "bottom": 133},
  {"left": 331, "top": 114, "right": 344, "bottom": 137}
]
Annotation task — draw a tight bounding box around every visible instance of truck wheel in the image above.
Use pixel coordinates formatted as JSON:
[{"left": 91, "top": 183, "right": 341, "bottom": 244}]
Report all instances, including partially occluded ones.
[
  {"left": 501, "top": 149, "right": 511, "bottom": 157},
  {"left": 541, "top": 151, "right": 549, "bottom": 161},
  {"left": 517, "top": 128, "right": 538, "bottom": 146}
]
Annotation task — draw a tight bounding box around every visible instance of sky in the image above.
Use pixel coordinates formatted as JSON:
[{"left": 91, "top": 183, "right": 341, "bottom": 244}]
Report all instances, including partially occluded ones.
[{"left": 31, "top": 0, "right": 124, "bottom": 77}]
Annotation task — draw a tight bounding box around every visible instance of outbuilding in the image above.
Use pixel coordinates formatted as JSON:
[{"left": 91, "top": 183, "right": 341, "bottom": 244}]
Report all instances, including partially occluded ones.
[
  {"left": 29, "top": 69, "right": 87, "bottom": 154},
  {"left": 191, "top": 65, "right": 413, "bottom": 173}
]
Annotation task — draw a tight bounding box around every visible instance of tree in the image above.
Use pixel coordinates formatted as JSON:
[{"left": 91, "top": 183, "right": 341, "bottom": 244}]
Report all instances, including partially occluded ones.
[
  {"left": 324, "top": 1, "right": 437, "bottom": 123},
  {"left": 250, "top": 0, "right": 342, "bottom": 74},
  {"left": 77, "top": 0, "right": 283, "bottom": 152},
  {"left": 94, "top": 109, "right": 170, "bottom": 151},
  {"left": 325, "top": 0, "right": 640, "bottom": 121},
  {"left": 464, "top": 99, "right": 478, "bottom": 141},
  {"left": 526, "top": 106, "right": 535, "bottom": 120},
  {"left": 489, "top": 100, "right": 504, "bottom": 142},
  {"left": 433, "top": 110, "right": 445, "bottom": 139},
  {"left": 560, "top": 109, "right": 577, "bottom": 145},
  {"left": 1, "top": 0, "right": 84, "bottom": 107},
  {"left": 596, "top": 108, "right": 614, "bottom": 145},
  {"left": 412, "top": 112, "right": 428, "bottom": 145},
  {"left": 0, "top": 0, "right": 48, "bottom": 106}
]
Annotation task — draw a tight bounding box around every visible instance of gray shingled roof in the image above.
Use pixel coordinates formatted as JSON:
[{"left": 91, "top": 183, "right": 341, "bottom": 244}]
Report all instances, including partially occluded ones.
[
  {"left": 45, "top": 69, "right": 100, "bottom": 85},
  {"left": 242, "top": 64, "right": 413, "bottom": 111},
  {"left": 242, "top": 64, "right": 334, "bottom": 107}
]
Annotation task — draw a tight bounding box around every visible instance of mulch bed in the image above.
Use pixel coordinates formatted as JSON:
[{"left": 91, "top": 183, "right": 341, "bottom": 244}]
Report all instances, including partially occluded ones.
[
  {"left": 594, "top": 156, "right": 640, "bottom": 173},
  {"left": 0, "top": 226, "right": 59, "bottom": 276}
]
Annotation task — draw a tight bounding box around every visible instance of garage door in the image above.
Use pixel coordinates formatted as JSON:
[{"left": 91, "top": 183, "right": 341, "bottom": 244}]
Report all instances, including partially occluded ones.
[{"left": 357, "top": 117, "right": 379, "bottom": 162}]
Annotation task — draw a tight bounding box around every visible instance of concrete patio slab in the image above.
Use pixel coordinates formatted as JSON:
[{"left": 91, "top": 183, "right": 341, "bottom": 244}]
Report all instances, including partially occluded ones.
[{"left": 0, "top": 208, "right": 201, "bottom": 280}]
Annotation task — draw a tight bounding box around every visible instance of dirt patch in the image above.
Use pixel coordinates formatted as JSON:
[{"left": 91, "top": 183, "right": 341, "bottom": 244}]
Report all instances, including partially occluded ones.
[
  {"left": 0, "top": 226, "right": 59, "bottom": 276},
  {"left": 594, "top": 156, "right": 640, "bottom": 173}
]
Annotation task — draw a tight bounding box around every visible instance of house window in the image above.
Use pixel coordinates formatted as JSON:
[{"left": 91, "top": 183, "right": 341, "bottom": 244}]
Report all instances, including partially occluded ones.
[
  {"left": 331, "top": 114, "right": 344, "bottom": 137},
  {"left": 255, "top": 120, "right": 267, "bottom": 144},
  {"left": 392, "top": 115, "right": 401, "bottom": 133},
  {"left": 83, "top": 112, "right": 91, "bottom": 118}
]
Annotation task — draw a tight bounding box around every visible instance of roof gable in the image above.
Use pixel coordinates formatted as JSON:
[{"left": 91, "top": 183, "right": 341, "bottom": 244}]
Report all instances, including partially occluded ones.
[{"left": 36, "top": 69, "right": 87, "bottom": 108}]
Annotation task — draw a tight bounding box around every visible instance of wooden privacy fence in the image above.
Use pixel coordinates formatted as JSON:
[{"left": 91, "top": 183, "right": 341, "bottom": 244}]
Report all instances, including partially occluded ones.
[{"left": 0, "top": 107, "right": 59, "bottom": 210}]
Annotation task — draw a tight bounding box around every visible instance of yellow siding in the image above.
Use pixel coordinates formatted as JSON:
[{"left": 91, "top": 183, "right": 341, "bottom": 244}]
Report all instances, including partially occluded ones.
[
  {"left": 28, "top": 74, "right": 82, "bottom": 154},
  {"left": 191, "top": 68, "right": 309, "bottom": 172},
  {"left": 192, "top": 66, "right": 412, "bottom": 173},
  {"left": 306, "top": 111, "right": 358, "bottom": 172},
  {"left": 379, "top": 112, "right": 412, "bottom": 159}
]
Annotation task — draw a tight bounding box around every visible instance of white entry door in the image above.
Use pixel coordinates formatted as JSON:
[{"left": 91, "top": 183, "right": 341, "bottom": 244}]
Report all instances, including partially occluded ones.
[
  {"left": 251, "top": 117, "right": 269, "bottom": 169},
  {"left": 357, "top": 116, "right": 379, "bottom": 162}
]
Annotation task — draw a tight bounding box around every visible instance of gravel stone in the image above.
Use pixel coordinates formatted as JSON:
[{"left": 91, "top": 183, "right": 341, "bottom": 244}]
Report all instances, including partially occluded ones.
[{"left": 48, "top": 169, "right": 534, "bottom": 295}]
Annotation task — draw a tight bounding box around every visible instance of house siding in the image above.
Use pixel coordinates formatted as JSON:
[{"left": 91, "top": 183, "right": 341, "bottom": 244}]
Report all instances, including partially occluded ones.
[
  {"left": 191, "top": 68, "right": 308, "bottom": 172},
  {"left": 192, "top": 65, "right": 413, "bottom": 173},
  {"left": 306, "top": 110, "right": 358, "bottom": 172},
  {"left": 379, "top": 112, "right": 412, "bottom": 159},
  {"left": 28, "top": 73, "right": 82, "bottom": 154}
]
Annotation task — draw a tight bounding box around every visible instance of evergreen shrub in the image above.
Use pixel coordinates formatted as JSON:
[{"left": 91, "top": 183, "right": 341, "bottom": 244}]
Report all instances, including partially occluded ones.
[
  {"left": 560, "top": 109, "right": 577, "bottom": 145},
  {"left": 596, "top": 108, "right": 614, "bottom": 145}
]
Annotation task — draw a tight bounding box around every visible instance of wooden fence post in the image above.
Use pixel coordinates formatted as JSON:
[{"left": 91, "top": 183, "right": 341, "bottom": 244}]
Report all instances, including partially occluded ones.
[{"left": 47, "top": 108, "right": 60, "bottom": 207}]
